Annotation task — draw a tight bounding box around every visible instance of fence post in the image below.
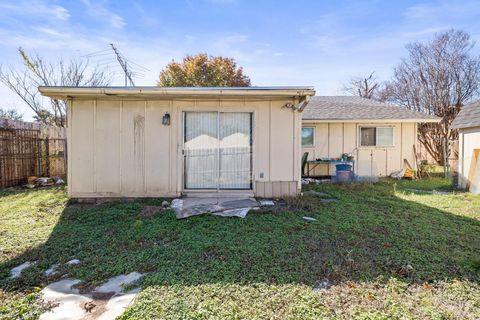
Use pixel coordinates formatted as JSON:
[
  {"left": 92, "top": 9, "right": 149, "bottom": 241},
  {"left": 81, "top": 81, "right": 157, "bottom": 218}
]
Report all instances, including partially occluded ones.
[
  {"left": 63, "top": 138, "right": 67, "bottom": 179},
  {"left": 45, "top": 138, "right": 50, "bottom": 177},
  {"left": 37, "top": 138, "right": 42, "bottom": 177}
]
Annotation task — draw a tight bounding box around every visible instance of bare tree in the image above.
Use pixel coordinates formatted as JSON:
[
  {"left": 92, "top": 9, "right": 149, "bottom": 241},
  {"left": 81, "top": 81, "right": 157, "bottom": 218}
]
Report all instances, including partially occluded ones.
[
  {"left": 344, "top": 72, "right": 382, "bottom": 100},
  {"left": 386, "top": 30, "right": 480, "bottom": 164},
  {"left": 0, "top": 48, "right": 112, "bottom": 127},
  {"left": 0, "top": 107, "right": 22, "bottom": 121}
]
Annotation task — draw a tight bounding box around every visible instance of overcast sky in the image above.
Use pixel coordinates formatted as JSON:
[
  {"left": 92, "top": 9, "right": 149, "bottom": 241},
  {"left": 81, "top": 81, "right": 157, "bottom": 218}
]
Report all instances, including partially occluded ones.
[{"left": 1, "top": 0, "right": 480, "bottom": 121}]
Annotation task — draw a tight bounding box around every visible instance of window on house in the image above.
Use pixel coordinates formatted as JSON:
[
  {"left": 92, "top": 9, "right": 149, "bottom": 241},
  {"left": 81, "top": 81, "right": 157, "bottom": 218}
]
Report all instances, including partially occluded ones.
[
  {"left": 302, "top": 128, "right": 315, "bottom": 147},
  {"left": 360, "top": 127, "right": 394, "bottom": 147}
]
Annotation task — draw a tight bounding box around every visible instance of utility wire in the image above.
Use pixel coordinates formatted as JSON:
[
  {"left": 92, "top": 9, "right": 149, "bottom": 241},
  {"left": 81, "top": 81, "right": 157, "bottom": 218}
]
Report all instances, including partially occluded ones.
[
  {"left": 84, "top": 45, "right": 149, "bottom": 86},
  {"left": 110, "top": 43, "right": 135, "bottom": 86}
]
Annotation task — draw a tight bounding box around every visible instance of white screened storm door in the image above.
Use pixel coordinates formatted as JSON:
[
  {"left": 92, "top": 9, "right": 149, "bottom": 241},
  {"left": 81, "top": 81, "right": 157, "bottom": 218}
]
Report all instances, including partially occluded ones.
[{"left": 183, "top": 111, "right": 253, "bottom": 190}]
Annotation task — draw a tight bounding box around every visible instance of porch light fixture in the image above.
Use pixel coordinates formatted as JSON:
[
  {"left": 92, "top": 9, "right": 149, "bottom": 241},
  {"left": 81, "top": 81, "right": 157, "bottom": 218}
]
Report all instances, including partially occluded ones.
[
  {"left": 162, "top": 112, "right": 170, "bottom": 125},
  {"left": 282, "top": 102, "right": 298, "bottom": 111}
]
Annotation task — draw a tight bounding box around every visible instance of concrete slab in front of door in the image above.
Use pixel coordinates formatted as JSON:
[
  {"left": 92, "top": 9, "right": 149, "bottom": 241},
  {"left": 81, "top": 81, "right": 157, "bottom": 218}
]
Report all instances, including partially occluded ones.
[{"left": 175, "top": 195, "right": 260, "bottom": 219}]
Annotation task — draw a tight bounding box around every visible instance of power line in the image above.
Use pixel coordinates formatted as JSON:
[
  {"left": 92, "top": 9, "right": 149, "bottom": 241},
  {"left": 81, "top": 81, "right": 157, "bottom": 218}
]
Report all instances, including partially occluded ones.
[
  {"left": 83, "top": 45, "right": 149, "bottom": 86},
  {"left": 81, "top": 49, "right": 111, "bottom": 57},
  {"left": 124, "top": 58, "right": 150, "bottom": 72}
]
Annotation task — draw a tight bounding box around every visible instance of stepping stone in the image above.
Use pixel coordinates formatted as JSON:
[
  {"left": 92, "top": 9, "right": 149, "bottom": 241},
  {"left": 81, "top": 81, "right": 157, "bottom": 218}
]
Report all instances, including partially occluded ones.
[
  {"left": 94, "top": 272, "right": 143, "bottom": 294},
  {"left": 66, "top": 259, "right": 81, "bottom": 265},
  {"left": 313, "top": 279, "right": 331, "bottom": 292},
  {"left": 40, "top": 277, "right": 143, "bottom": 320},
  {"left": 44, "top": 263, "right": 60, "bottom": 277},
  {"left": 97, "top": 288, "right": 141, "bottom": 320},
  {"left": 10, "top": 261, "right": 35, "bottom": 279},
  {"left": 40, "top": 279, "right": 89, "bottom": 320}
]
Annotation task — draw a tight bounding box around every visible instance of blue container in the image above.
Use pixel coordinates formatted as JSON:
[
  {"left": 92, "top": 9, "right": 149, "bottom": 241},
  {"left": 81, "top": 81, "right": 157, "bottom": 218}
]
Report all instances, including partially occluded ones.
[
  {"left": 336, "top": 164, "right": 352, "bottom": 171},
  {"left": 336, "top": 170, "right": 353, "bottom": 182}
]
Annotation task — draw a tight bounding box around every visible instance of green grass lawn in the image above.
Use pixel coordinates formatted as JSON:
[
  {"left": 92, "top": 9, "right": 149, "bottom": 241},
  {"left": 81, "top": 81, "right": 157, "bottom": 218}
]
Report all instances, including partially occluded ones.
[{"left": 1, "top": 179, "right": 479, "bottom": 319}]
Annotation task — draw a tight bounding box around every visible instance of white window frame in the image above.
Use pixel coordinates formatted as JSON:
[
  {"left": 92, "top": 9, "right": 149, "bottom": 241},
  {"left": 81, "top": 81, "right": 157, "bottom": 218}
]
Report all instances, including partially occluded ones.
[
  {"left": 302, "top": 127, "right": 315, "bottom": 147},
  {"left": 358, "top": 126, "right": 395, "bottom": 148}
]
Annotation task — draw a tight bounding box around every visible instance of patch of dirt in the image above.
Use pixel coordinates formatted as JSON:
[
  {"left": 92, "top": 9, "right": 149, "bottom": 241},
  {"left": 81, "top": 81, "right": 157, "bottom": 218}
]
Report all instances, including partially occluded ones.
[
  {"left": 305, "top": 236, "right": 383, "bottom": 284},
  {"left": 138, "top": 206, "right": 163, "bottom": 218},
  {"left": 137, "top": 238, "right": 153, "bottom": 249},
  {"left": 83, "top": 299, "right": 108, "bottom": 319},
  {"left": 202, "top": 249, "right": 225, "bottom": 262}
]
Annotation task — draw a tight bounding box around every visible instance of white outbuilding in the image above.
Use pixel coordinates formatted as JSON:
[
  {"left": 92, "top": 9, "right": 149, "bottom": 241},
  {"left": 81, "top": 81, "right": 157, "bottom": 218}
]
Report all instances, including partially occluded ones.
[{"left": 452, "top": 100, "right": 480, "bottom": 193}]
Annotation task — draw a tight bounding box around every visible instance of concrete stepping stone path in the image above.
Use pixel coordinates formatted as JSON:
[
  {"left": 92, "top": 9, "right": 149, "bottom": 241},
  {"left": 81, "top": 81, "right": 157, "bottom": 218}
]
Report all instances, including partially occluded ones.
[{"left": 39, "top": 272, "right": 144, "bottom": 320}]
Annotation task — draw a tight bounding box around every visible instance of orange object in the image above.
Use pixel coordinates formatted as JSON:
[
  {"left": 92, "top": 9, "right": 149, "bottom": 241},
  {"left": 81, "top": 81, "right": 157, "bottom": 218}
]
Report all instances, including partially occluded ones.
[
  {"left": 404, "top": 168, "right": 414, "bottom": 179},
  {"left": 27, "top": 176, "right": 37, "bottom": 184},
  {"left": 403, "top": 158, "right": 415, "bottom": 179}
]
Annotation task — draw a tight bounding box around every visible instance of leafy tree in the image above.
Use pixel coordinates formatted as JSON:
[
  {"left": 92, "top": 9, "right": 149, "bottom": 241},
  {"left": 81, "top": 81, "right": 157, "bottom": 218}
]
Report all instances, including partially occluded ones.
[
  {"left": 0, "top": 48, "right": 112, "bottom": 127},
  {"left": 157, "top": 53, "right": 251, "bottom": 87},
  {"left": 0, "top": 107, "right": 22, "bottom": 121},
  {"left": 385, "top": 30, "right": 480, "bottom": 164}
]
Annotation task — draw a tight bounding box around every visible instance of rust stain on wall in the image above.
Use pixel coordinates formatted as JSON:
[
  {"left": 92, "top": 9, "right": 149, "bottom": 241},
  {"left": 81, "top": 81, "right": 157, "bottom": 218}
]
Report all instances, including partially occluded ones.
[{"left": 134, "top": 114, "right": 145, "bottom": 190}]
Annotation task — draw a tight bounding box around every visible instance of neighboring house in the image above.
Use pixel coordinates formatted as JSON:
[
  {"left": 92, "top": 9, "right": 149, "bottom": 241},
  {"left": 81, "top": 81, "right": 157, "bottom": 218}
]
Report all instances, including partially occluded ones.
[
  {"left": 39, "top": 86, "right": 315, "bottom": 198},
  {"left": 452, "top": 100, "right": 480, "bottom": 193},
  {"left": 301, "top": 96, "right": 439, "bottom": 177}
]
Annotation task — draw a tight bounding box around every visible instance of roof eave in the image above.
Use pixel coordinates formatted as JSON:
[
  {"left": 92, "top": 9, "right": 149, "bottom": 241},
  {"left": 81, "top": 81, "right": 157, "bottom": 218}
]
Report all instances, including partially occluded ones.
[
  {"left": 38, "top": 86, "right": 316, "bottom": 99},
  {"left": 301, "top": 118, "right": 441, "bottom": 123},
  {"left": 452, "top": 124, "right": 480, "bottom": 130}
]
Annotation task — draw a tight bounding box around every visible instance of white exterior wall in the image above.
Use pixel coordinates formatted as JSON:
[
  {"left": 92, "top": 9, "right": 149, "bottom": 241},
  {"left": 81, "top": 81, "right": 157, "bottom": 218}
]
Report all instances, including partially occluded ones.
[
  {"left": 67, "top": 97, "right": 301, "bottom": 198},
  {"left": 458, "top": 127, "right": 480, "bottom": 193},
  {"left": 301, "top": 122, "right": 417, "bottom": 177}
]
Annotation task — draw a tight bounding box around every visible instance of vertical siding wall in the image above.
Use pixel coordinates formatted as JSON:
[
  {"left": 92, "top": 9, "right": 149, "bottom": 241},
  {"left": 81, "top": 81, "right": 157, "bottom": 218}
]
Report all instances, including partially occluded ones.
[
  {"left": 69, "top": 100, "right": 173, "bottom": 197},
  {"left": 301, "top": 122, "right": 416, "bottom": 177},
  {"left": 68, "top": 98, "right": 300, "bottom": 198},
  {"left": 458, "top": 127, "right": 480, "bottom": 192}
]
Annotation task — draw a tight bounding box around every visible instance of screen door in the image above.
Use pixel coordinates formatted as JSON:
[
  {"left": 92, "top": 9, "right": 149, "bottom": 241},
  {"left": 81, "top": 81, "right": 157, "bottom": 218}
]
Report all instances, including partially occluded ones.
[{"left": 184, "top": 111, "right": 252, "bottom": 190}]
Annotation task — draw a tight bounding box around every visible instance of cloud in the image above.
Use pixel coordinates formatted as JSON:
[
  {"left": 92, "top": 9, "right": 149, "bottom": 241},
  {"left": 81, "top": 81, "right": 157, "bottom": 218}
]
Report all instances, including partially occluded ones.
[
  {"left": 0, "top": 1, "right": 70, "bottom": 21},
  {"left": 400, "top": 27, "right": 450, "bottom": 39},
  {"left": 80, "top": 0, "right": 126, "bottom": 29},
  {"left": 403, "top": 1, "right": 480, "bottom": 21},
  {"left": 210, "top": 34, "right": 251, "bottom": 60},
  {"left": 132, "top": 1, "right": 159, "bottom": 27},
  {"left": 50, "top": 5, "right": 70, "bottom": 20},
  {"left": 402, "top": 5, "right": 432, "bottom": 19},
  {"left": 35, "top": 27, "right": 70, "bottom": 38}
]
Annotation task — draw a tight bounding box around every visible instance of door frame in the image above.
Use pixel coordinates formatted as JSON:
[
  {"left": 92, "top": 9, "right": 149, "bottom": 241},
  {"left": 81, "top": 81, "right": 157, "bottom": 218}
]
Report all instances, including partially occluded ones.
[{"left": 182, "top": 110, "right": 254, "bottom": 191}]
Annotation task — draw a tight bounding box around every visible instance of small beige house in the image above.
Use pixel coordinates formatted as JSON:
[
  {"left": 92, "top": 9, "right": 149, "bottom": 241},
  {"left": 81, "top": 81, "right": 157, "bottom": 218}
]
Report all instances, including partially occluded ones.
[
  {"left": 452, "top": 100, "right": 480, "bottom": 193},
  {"left": 39, "top": 87, "right": 438, "bottom": 199},
  {"left": 301, "top": 96, "right": 439, "bottom": 177},
  {"left": 39, "top": 86, "right": 315, "bottom": 198}
]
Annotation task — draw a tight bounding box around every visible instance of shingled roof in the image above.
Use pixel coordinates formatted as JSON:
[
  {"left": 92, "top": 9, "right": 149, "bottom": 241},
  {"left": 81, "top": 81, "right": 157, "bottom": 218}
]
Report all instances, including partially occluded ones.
[
  {"left": 452, "top": 100, "right": 480, "bottom": 129},
  {"left": 303, "top": 96, "right": 439, "bottom": 122}
]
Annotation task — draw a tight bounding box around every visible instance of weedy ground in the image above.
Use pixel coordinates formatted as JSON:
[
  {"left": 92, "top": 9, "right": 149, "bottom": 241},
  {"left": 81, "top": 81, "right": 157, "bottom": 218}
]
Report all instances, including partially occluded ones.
[{"left": 0, "top": 179, "right": 479, "bottom": 319}]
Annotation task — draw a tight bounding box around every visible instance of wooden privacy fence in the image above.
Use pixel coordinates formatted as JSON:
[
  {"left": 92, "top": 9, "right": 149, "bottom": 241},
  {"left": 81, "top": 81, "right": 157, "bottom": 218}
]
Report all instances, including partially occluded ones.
[{"left": 0, "top": 127, "right": 66, "bottom": 188}]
